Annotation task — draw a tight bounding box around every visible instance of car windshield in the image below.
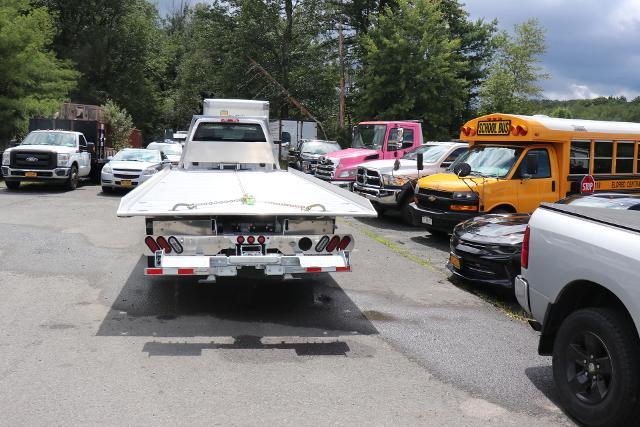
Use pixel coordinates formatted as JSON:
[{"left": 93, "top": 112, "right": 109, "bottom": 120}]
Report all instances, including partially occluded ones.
[
  {"left": 22, "top": 132, "right": 76, "bottom": 147},
  {"left": 300, "top": 141, "right": 340, "bottom": 155},
  {"left": 449, "top": 145, "right": 523, "bottom": 178},
  {"left": 113, "top": 149, "right": 160, "bottom": 162},
  {"left": 147, "top": 143, "right": 182, "bottom": 155},
  {"left": 403, "top": 144, "right": 450, "bottom": 162},
  {"left": 352, "top": 124, "right": 386, "bottom": 150},
  {"left": 561, "top": 194, "right": 640, "bottom": 210},
  {"left": 193, "top": 123, "right": 266, "bottom": 142}
]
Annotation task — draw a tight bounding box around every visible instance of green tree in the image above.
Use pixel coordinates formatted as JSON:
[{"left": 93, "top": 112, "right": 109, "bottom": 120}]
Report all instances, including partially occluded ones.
[
  {"left": 0, "top": 0, "right": 77, "bottom": 142},
  {"left": 356, "top": 0, "right": 468, "bottom": 139},
  {"left": 478, "top": 19, "right": 549, "bottom": 115},
  {"left": 550, "top": 106, "right": 573, "bottom": 118},
  {"left": 102, "top": 100, "right": 133, "bottom": 150}
]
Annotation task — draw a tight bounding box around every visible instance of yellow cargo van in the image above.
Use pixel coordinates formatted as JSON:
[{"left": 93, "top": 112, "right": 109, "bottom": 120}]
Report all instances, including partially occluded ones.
[{"left": 410, "top": 113, "right": 640, "bottom": 233}]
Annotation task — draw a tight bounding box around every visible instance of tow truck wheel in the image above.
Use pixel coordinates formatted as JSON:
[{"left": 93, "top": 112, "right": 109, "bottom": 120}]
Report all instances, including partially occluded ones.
[
  {"left": 552, "top": 307, "right": 640, "bottom": 427},
  {"left": 5, "top": 180, "right": 20, "bottom": 190},
  {"left": 65, "top": 165, "right": 79, "bottom": 191}
]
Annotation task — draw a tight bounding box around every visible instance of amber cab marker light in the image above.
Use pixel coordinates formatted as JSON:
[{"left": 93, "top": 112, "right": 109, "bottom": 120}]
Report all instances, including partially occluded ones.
[{"left": 450, "top": 204, "right": 478, "bottom": 212}]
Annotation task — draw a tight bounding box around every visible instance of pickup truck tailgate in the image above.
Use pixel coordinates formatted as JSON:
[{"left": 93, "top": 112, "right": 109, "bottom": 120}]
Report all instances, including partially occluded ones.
[{"left": 117, "top": 168, "right": 377, "bottom": 217}]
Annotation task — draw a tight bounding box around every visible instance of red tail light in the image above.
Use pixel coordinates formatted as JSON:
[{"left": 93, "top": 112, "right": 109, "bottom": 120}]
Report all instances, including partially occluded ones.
[
  {"left": 257, "top": 235, "right": 266, "bottom": 244},
  {"left": 521, "top": 226, "right": 530, "bottom": 269},
  {"left": 247, "top": 236, "right": 255, "bottom": 244},
  {"left": 145, "top": 236, "right": 160, "bottom": 252},
  {"left": 156, "top": 236, "right": 172, "bottom": 254},
  {"left": 338, "top": 236, "right": 351, "bottom": 251},
  {"left": 326, "top": 236, "right": 341, "bottom": 252},
  {"left": 237, "top": 235, "right": 245, "bottom": 244}
]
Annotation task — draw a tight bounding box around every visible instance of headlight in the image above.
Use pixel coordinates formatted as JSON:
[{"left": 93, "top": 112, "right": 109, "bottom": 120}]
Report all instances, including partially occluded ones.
[
  {"left": 338, "top": 168, "right": 356, "bottom": 178},
  {"left": 102, "top": 163, "right": 112, "bottom": 174},
  {"left": 382, "top": 174, "right": 407, "bottom": 187},
  {"left": 141, "top": 167, "right": 157, "bottom": 176},
  {"left": 453, "top": 191, "right": 478, "bottom": 200},
  {"left": 1, "top": 151, "right": 9, "bottom": 166},
  {"left": 57, "top": 153, "right": 70, "bottom": 166}
]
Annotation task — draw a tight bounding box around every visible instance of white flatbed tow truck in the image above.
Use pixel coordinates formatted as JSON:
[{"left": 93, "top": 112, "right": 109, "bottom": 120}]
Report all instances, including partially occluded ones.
[{"left": 117, "top": 99, "right": 376, "bottom": 280}]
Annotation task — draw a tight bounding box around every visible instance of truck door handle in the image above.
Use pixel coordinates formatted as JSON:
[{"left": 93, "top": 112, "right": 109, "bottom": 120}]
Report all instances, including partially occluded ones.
[{"left": 552, "top": 180, "right": 556, "bottom": 192}]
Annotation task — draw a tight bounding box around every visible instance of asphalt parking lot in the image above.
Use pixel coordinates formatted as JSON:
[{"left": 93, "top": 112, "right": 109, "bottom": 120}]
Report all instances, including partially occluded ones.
[{"left": 0, "top": 181, "right": 572, "bottom": 425}]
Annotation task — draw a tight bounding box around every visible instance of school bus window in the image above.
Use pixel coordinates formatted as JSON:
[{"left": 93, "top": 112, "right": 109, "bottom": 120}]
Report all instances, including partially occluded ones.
[
  {"left": 593, "top": 140, "right": 613, "bottom": 174},
  {"left": 515, "top": 149, "right": 551, "bottom": 179},
  {"left": 615, "top": 142, "right": 634, "bottom": 174},
  {"left": 569, "top": 140, "right": 590, "bottom": 174}
]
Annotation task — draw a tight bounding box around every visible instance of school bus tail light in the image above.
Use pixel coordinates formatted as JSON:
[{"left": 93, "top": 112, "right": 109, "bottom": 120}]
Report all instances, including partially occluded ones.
[
  {"left": 511, "top": 125, "right": 528, "bottom": 136},
  {"left": 460, "top": 126, "right": 476, "bottom": 137}
]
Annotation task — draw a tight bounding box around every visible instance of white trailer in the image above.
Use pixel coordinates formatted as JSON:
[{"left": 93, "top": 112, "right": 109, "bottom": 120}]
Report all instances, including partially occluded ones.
[
  {"left": 117, "top": 99, "right": 376, "bottom": 281},
  {"left": 269, "top": 120, "right": 317, "bottom": 148}
]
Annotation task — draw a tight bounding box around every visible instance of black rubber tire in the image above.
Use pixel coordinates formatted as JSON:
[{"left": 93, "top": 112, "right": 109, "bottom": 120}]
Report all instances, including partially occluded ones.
[
  {"left": 552, "top": 307, "right": 640, "bottom": 427},
  {"left": 400, "top": 198, "right": 414, "bottom": 226},
  {"left": 5, "top": 180, "right": 20, "bottom": 190},
  {"left": 102, "top": 186, "right": 112, "bottom": 194},
  {"left": 373, "top": 203, "right": 386, "bottom": 216},
  {"left": 65, "top": 164, "right": 79, "bottom": 191},
  {"left": 490, "top": 208, "right": 512, "bottom": 214}
]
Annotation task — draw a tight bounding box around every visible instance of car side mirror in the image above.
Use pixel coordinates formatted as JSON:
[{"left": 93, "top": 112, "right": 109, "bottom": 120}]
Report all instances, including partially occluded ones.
[
  {"left": 525, "top": 154, "right": 539, "bottom": 176},
  {"left": 416, "top": 153, "right": 424, "bottom": 171},
  {"left": 454, "top": 162, "right": 472, "bottom": 177},
  {"left": 395, "top": 127, "right": 404, "bottom": 143}
]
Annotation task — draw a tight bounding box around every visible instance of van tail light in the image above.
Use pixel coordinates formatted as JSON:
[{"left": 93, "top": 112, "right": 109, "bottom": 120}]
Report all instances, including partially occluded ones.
[
  {"left": 521, "top": 226, "right": 530, "bottom": 269},
  {"left": 145, "top": 236, "right": 160, "bottom": 252},
  {"left": 156, "top": 236, "right": 172, "bottom": 254}
]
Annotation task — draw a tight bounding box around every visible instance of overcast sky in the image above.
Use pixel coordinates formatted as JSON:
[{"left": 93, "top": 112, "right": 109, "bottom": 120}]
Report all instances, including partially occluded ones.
[
  {"left": 156, "top": 0, "right": 640, "bottom": 101},
  {"left": 464, "top": 0, "right": 640, "bottom": 100}
]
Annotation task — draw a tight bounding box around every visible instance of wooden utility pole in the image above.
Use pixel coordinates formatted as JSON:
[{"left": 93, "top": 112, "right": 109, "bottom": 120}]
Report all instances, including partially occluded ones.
[
  {"left": 247, "top": 56, "right": 328, "bottom": 140},
  {"left": 338, "top": 18, "right": 345, "bottom": 129}
]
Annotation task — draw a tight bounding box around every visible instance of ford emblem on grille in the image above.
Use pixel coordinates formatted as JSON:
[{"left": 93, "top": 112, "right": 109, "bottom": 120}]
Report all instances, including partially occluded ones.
[
  {"left": 26, "top": 157, "right": 39, "bottom": 162},
  {"left": 428, "top": 195, "right": 437, "bottom": 202}
]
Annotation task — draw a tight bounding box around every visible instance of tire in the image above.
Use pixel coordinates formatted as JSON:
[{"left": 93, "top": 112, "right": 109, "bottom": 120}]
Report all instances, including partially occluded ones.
[
  {"left": 65, "top": 164, "right": 79, "bottom": 191},
  {"left": 490, "top": 207, "right": 513, "bottom": 214},
  {"left": 400, "top": 198, "right": 414, "bottom": 225},
  {"left": 552, "top": 307, "right": 640, "bottom": 426},
  {"left": 373, "top": 203, "right": 386, "bottom": 216},
  {"left": 5, "top": 180, "right": 20, "bottom": 190},
  {"left": 102, "top": 186, "right": 112, "bottom": 194}
]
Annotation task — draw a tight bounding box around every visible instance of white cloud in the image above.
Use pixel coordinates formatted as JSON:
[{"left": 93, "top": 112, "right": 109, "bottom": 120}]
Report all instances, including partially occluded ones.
[{"left": 570, "top": 84, "right": 600, "bottom": 99}]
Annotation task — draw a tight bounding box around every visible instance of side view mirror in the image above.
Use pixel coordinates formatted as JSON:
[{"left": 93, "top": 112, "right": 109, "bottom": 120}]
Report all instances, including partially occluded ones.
[
  {"left": 393, "top": 159, "right": 401, "bottom": 171},
  {"left": 454, "top": 162, "right": 472, "bottom": 177},
  {"left": 395, "top": 127, "right": 404, "bottom": 142},
  {"left": 525, "top": 154, "right": 539, "bottom": 176},
  {"left": 416, "top": 152, "right": 424, "bottom": 171}
]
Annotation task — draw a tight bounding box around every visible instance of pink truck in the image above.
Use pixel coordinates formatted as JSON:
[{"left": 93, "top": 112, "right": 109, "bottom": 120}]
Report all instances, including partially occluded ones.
[{"left": 314, "top": 121, "right": 423, "bottom": 188}]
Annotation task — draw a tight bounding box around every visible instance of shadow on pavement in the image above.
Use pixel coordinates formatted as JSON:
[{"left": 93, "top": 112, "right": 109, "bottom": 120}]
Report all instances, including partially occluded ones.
[
  {"left": 97, "top": 257, "right": 378, "bottom": 347},
  {"left": 0, "top": 181, "right": 97, "bottom": 193},
  {"left": 525, "top": 365, "right": 564, "bottom": 410},
  {"left": 409, "top": 234, "right": 450, "bottom": 251},
  {"left": 354, "top": 214, "right": 419, "bottom": 232}
]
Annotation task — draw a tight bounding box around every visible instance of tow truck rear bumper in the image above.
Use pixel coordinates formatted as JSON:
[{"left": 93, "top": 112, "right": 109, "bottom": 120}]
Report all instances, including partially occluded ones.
[{"left": 145, "top": 252, "right": 351, "bottom": 277}]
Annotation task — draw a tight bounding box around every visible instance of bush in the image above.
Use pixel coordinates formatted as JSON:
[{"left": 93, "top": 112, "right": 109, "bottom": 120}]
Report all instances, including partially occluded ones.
[{"left": 102, "top": 100, "right": 134, "bottom": 151}]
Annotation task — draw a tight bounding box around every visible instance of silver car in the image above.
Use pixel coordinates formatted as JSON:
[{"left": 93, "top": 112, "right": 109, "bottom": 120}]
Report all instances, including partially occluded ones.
[
  {"left": 146, "top": 142, "right": 183, "bottom": 165},
  {"left": 101, "top": 148, "right": 167, "bottom": 192}
]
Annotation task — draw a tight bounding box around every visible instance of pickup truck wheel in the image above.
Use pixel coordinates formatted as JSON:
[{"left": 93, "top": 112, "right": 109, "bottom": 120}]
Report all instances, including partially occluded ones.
[
  {"left": 5, "top": 180, "right": 20, "bottom": 190},
  {"left": 65, "top": 165, "right": 79, "bottom": 191},
  {"left": 552, "top": 307, "right": 640, "bottom": 426}
]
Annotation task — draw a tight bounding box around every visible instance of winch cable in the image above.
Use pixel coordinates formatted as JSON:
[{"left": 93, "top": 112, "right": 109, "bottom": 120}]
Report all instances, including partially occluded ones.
[{"left": 171, "top": 172, "right": 326, "bottom": 212}]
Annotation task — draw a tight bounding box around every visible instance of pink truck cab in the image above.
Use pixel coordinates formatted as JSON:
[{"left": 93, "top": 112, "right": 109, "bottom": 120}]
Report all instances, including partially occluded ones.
[{"left": 314, "top": 121, "right": 423, "bottom": 188}]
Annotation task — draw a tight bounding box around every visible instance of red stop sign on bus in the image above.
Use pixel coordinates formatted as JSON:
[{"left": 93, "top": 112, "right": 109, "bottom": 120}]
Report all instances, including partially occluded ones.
[{"left": 580, "top": 175, "right": 596, "bottom": 194}]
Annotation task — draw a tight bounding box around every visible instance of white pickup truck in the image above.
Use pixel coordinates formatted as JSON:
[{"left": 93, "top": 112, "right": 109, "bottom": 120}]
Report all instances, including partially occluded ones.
[
  {"left": 1, "top": 130, "right": 94, "bottom": 190},
  {"left": 516, "top": 203, "right": 640, "bottom": 426},
  {"left": 117, "top": 99, "right": 376, "bottom": 280}
]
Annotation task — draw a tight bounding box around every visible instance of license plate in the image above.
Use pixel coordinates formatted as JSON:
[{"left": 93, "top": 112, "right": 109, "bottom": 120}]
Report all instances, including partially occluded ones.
[
  {"left": 422, "top": 216, "right": 433, "bottom": 225},
  {"left": 120, "top": 180, "right": 132, "bottom": 187},
  {"left": 449, "top": 253, "right": 461, "bottom": 269},
  {"left": 25, "top": 171, "right": 37, "bottom": 177}
]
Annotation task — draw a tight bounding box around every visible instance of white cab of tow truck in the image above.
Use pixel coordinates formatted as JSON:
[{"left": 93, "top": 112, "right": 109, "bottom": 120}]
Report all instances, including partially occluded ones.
[{"left": 117, "top": 99, "right": 376, "bottom": 281}]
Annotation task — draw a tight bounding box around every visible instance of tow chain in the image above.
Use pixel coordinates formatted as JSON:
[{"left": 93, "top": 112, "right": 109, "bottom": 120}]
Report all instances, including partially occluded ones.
[{"left": 171, "top": 172, "right": 326, "bottom": 212}]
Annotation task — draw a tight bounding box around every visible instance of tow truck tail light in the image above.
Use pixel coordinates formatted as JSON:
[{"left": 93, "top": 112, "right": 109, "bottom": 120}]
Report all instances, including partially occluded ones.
[
  {"left": 521, "top": 226, "right": 530, "bottom": 269},
  {"left": 326, "top": 236, "right": 341, "bottom": 252},
  {"left": 338, "top": 236, "right": 351, "bottom": 250},
  {"left": 315, "top": 235, "right": 330, "bottom": 252},
  {"left": 156, "top": 236, "right": 172, "bottom": 254},
  {"left": 145, "top": 236, "right": 160, "bottom": 252},
  {"left": 168, "top": 236, "right": 183, "bottom": 254},
  {"left": 247, "top": 235, "right": 255, "bottom": 244},
  {"left": 237, "top": 236, "right": 245, "bottom": 244},
  {"left": 257, "top": 235, "right": 266, "bottom": 245}
]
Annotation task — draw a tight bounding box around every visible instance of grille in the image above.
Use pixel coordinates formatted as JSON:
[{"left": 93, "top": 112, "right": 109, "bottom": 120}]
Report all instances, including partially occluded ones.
[
  {"left": 11, "top": 151, "right": 56, "bottom": 170},
  {"left": 113, "top": 169, "right": 142, "bottom": 180},
  {"left": 356, "top": 167, "right": 382, "bottom": 188},
  {"left": 315, "top": 158, "right": 335, "bottom": 181},
  {"left": 418, "top": 188, "right": 454, "bottom": 198}
]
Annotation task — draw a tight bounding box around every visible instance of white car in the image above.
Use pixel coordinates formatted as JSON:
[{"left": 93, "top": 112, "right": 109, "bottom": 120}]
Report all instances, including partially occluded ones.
[
  {"left": 353, "top": 142, "right": 467, "bottom": 223},
  {"left": 146, "top": 142, "right": 182, "bottom": 165},
  {"left": 101, "top": 149, "right": 168, "bottom": 192},
  {"left": 1, "top": 130, "right": 93, "bottom": 191}
]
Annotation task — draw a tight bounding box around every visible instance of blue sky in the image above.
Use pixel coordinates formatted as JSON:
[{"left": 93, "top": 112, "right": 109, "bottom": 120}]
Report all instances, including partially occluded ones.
[{"left": 155, "top": 0, "right": 640, "bottom": 100}]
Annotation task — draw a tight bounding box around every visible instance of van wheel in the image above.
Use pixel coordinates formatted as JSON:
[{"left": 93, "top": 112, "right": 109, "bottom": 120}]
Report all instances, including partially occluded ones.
[
  {"left": 552, "top": 308, "right": 640, "bottom": 426},
  {"left": 5, "top": 180, "right": 20, "bottom": 190},
  {"left": 65, "top": 165, "right": 79, "bottom": 191}
]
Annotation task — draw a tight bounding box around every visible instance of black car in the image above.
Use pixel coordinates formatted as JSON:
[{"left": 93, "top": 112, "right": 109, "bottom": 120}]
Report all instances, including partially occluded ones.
[
  {"left": 448, "top": 193, "right": 640, "bottom": 288},
  {"left": 289, "top": 140, "right": 341, "bottom": 173}
]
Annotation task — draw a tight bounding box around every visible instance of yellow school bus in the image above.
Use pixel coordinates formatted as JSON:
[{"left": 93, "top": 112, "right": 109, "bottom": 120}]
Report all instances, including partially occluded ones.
[{"left": 410, "top": 113, "right": 640, "bottom": 233}]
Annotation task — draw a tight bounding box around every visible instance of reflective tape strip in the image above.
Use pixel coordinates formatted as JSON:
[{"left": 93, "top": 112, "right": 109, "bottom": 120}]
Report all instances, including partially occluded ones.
[
  {"left": 146, "top": 268, "right": 163, "bottom": 275},
  {"left": 177, "top": 268, "right": 194, "bottom": 275},
  {"left": 306, "top": 266, "right": 351, "bottom": 273},
  {"left": 335, "top": 266, "right": 351, "bottom": 272}
]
